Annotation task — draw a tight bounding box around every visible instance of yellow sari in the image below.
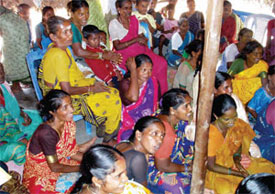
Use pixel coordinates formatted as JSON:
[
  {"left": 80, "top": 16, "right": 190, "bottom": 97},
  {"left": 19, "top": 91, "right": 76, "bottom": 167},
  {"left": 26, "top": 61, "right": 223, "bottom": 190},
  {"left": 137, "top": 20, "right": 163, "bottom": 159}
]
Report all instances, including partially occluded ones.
[
  {"left": 122, "top": 181, "right": 151, "bottom": 194},
  {"left": 205, "top": 119, "right": 275, "bottom": 194},
  {"left": 229, "top": 60, "right": 268, "bottom": 105},
  {"left": 38, "top": 46, "right": 121, "bottom": 136}
]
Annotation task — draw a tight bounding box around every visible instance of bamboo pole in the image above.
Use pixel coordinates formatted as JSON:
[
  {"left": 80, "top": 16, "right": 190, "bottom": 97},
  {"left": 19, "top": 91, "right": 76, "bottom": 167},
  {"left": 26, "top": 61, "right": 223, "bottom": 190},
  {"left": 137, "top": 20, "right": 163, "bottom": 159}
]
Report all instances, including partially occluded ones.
[{"left": 190, "top": 0, "right": 223, "bottom": 193}]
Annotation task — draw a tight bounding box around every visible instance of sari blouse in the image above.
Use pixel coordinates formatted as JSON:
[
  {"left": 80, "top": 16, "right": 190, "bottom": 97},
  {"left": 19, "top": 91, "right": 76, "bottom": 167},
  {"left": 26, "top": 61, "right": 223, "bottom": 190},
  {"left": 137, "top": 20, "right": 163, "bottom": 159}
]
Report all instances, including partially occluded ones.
[{"left": 23, "top": 121, "right": 79, "bottom": 193}]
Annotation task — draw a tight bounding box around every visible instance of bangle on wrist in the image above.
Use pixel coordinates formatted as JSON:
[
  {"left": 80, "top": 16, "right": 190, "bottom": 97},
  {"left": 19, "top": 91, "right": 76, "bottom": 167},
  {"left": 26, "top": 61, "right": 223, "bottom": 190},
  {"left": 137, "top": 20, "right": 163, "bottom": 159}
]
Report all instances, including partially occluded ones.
[
  {"left": 88, "top": 86, "right": 91, "bottom": 93},
  {"left": 228, "top": 168, "right": 232, "bottom": 175}
]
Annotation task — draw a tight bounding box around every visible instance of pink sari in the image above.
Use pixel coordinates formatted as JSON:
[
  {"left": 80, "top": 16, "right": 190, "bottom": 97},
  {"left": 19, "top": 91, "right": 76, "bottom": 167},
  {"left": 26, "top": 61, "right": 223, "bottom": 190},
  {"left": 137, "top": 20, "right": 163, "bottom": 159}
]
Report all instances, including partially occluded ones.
[
  {"left": 118, "top": 77, "right": 159, "bottom": 142},
  {"left": 115, "top": 16, "right": 168, "bottom": 95}
]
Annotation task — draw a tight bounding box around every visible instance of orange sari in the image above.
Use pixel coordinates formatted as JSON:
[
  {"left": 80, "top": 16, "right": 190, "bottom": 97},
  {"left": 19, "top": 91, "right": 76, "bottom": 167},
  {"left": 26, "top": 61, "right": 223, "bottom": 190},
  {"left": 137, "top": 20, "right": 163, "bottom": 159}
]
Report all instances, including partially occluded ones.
[
  {"left": 23, "top": 121, "right": 79, "bottom": 194},
  {"left": 205, "top": 119, "right": 275, "bottom": 194}
]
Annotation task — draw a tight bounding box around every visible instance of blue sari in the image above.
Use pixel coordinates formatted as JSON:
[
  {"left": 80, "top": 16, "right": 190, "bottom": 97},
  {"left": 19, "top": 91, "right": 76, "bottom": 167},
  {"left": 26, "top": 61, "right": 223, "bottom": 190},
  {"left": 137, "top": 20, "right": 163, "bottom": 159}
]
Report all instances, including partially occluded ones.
[
  {"left": 247, "top": 87, "right": 274, "bottom": 126},
  {"left": 147, "top": 121, "right": 194, "bottom": 194},
  {"left": 166, "top": 31, "right": 194, "bottom": 67},
  {"left": 0, "top": 84, "right": 42, "bottom": 165},
  {"left": 253, "top": 99, "right": 275, "bottom": 164}
]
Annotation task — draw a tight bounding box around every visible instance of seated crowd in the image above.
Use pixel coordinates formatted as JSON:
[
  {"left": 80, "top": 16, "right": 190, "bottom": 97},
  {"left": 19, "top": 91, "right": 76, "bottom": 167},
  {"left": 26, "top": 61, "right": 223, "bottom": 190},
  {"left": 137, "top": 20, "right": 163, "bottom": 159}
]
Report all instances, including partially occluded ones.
[{"left": 0, "top": 0, "right": 274, "bottom": 193}]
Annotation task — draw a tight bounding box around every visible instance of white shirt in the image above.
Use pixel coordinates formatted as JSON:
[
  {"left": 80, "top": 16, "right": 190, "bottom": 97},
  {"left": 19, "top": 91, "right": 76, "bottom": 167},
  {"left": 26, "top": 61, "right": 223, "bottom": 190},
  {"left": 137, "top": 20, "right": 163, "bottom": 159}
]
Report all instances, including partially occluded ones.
[
  {"left": 224, "top": 43, "right": 239, "bottom": 63},
  {"left": 109, "top": 18, "right": 143, "bottom": 41},
  {"left": 171, "top": 32, "right": 182, "bottom": 50}
]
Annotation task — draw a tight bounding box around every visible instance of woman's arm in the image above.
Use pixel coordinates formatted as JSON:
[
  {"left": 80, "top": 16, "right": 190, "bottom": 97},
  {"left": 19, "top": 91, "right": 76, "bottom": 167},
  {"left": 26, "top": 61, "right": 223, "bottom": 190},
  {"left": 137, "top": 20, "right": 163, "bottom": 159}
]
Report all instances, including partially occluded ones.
[
  {"left": 122, "top": 58, "right": 139, "bottom": 102},
  {"left": 113, "top": 34, "right": 147, "bottom": 51},
  {"left": 59, "top": 81, "right": 109, "bottom": 95},
  {"left": 46, "top": 154, "right": 80, "bottom": 173},
  {"left": 207, "top": 156, "right": 245, "bottom": 177},
  {"left": 155, "top": 157, "right": 190, "bottom": 173},
  {"left": 72, "top": 42, "right": 122, "bottom": 64}
]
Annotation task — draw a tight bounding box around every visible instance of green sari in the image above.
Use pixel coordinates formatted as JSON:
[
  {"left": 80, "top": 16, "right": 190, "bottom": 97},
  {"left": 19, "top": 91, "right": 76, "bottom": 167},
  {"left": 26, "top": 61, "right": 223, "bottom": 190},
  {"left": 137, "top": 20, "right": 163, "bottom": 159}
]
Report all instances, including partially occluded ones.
[{"left": 0, "top": 83, "right": 42, "bottom": 165}]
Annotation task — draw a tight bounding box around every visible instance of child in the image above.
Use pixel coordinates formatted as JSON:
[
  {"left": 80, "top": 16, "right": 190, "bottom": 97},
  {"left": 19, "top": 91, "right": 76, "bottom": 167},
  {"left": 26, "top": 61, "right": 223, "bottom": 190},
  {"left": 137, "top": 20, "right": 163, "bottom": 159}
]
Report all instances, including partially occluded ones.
[
  {"left": 159, "top": 4, "right": 178, "bottom": 56},
  {"left": 98, "top": 30, "right": 107, "bottom": 48},
  {"left": 148, "top": 0, "right": 164, "bottom": 49},
  {"left": 133, "top": 0, "right": 157, "bottom": 48},
  {"left": 82, "top": 25, "right": 122, "bottom": 87}
]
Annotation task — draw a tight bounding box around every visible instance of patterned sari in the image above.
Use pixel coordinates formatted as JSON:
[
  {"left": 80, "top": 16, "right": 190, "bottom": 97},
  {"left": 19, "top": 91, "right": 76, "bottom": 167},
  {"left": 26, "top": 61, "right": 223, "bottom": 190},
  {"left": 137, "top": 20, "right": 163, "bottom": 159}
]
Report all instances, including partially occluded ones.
[
  {"left": 0, "top": 83, "right": 42, "bottom": 165},
  {"left": 253, "top": 99, "right": 275, "bottom": 163},
  {"left": 147, "top": 121, "right": 194, "bottom": 194},
  {"left": 205, "top": 119, "right": 275, "bottom": 194},
  {"left": 38, "top": 46, "right": 122, "bottom": 137},
  {"left": 228, "top": 59, "right": 268, "bottom": 105},
  {"left": 112, "top": 15, "right": 168, "bottom": 95},
  {"left": 23, "top": 121, "right": 80, "bottom": 194},
  {"left": 117, "top": 77, "right": 158, "bottom": 142}
]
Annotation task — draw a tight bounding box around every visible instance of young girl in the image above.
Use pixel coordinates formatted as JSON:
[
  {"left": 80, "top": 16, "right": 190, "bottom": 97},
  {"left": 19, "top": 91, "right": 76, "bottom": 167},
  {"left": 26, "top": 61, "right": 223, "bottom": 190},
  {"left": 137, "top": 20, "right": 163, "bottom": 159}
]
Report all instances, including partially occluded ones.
[
  {"left": 158, "top": 4, "right": 178, "bottom": 56},
  {"left": 173, "top": 39, "right": 203, "bottom": 96}
]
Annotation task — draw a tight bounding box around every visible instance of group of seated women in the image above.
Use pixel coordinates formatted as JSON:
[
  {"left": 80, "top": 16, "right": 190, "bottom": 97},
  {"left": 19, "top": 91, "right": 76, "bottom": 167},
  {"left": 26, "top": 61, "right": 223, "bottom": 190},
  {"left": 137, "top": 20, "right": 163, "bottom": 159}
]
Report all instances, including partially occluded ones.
[{"left": 0, "top": 0, "right": 275, "bottom": 193}]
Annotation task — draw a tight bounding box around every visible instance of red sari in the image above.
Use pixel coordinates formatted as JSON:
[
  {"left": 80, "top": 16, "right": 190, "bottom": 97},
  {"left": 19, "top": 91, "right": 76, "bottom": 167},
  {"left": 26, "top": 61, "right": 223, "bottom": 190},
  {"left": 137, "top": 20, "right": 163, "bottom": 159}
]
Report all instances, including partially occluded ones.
[
  {"left": 23, "top": 121, "right": 79, "bottom": 194},
  {"left": 115, "top": 16, "right": 168, "bottom": 95}
]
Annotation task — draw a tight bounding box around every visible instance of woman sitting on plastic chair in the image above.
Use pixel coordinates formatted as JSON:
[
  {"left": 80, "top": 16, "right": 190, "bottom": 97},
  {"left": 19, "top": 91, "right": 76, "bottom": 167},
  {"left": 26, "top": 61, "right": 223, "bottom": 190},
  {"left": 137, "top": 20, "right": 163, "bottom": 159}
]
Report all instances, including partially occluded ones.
[{"left": 38, "top": 16, "right": 122, "bottom": 143}]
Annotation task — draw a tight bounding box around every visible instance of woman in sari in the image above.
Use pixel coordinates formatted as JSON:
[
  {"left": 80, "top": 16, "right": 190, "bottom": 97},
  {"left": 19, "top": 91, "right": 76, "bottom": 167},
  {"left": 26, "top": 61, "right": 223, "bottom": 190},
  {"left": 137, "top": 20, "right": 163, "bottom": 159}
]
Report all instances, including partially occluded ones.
[
  {"left": 109, "top": 0, "right": 168, "bottom": 95},
  {"left": 165, "top": 17, "right": 194, "bottom": 67},
  {"left": 180, "top": 0, "right": 204, "bottom": 37},
  {"left": 214, "top": 71, "right": 249, "bottom": 123},
  {"left": 38, "top": 16, "right": 122, "bottom": 142},
  {"left": 147, "top": 89, "right": 194, "bottom": 194},
  {"left": 23, "top": 90, "right": 95, "bottom": 193},
  {"left": 118, "top": 54, "right": 159, "bottom": 141},
  {"left": 71, "top": 144, "right": 151, "bottom": 194},
  {"left": 68, "top": 0, "right": 121, "bottom": 67},
  {"left": 173, "top": 39, "right": 203, "bottom": 96},
  {"left": 228, "top": 40, "right": 268, "bottom": 105},
  {"left": 205, "top": 94, "right": 275, "bottom": 194},
  {"left": 116, "top": 116, "right": 165, "bottom": 186},
  {"left": 247, "top": 65, "right": 275, "bottom": 125},
  {"left": 253, "top": 99, "right": 275, "bottom": 163},
  {"left": 0, "top": 63, "right": 42, "bottom": 165}
]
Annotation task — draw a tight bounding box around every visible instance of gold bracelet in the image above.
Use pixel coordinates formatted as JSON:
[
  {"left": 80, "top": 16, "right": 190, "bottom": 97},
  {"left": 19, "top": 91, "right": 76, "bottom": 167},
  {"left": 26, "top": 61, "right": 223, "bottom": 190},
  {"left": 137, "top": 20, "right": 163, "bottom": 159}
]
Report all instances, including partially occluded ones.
[{"left": 46, "top": 155, "right": 58, "bottom": 164}]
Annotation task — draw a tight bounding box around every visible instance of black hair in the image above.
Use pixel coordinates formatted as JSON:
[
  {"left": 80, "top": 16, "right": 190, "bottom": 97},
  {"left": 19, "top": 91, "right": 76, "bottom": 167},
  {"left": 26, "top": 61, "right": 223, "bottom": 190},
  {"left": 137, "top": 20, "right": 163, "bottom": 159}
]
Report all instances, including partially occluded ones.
[
  {"left": 135, "top": 54, "right": 153, "bottom": 68},
  {"left": 211, "top": 94, "right": 236, "bottom": 122},
  {"left": 236, "top": 40, "right": 263, "bottom": 60},
  {"left": 124, "top": 54, "right": 153, "bottom": 78},
  {"left": 116, "top": 0, "right": 131, "bottom": 9},
  {"left": 196, "top": 29, "right": 205, "bottom": 41},
  {"left": 184, "top": 40, "right": 204, "bottom": 77},
  {"left": 98, "top": 30, "right": 107, "bottom": 36},
  {"left": 47, "top": 16, "right": 68, "bottom": 35},
  {"left": 238, "top": 27, "right": 253, "bottom": 41},
  {"left": 37, "top": 89, "right": 70, "bottom": 122},
  {"left": 268, "top": 65, "right": 275, "bottom": 76},
  {"left": 223, "top": 0, "right": 232, "bottom": 7},
  {"left": 82, "top": 25, "right": 100, "bottom": 39},
  {"left": 71, "top": 145, "right": 124, "bottom": 193},
  {"left": 129, "top": 116, "right": 163, "bottom": 142},
  {"left": 42, "top": 6, "right": 54, "bottom": 16},
  {"left": 160, "top": 88, "right": 190, "bottom": 115},
  {"left": 236, "top": 173, "right": 275, "bottom": 194},
  {"left": 185, "top": 39, "right": 203, "bottom": 57},
  {"left": 17, "top": 3, "right": 30, "bottom": 12},
  {"left": 215, "top": 71, "right": 232, "bottom": 89},
  {"left": 136, "top": 0, "right": 150, "bottom": 6},
  {"left": 68, "top": 0, "right": 89, "bottom": 13}
]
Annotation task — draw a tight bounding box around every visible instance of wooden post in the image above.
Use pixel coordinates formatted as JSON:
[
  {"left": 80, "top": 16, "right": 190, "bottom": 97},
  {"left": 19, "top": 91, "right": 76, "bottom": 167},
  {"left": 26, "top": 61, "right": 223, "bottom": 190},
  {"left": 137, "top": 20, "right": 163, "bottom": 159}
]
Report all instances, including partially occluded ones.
[{"left": 190, "top": 0, "right": 223, "bottom": 193}]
